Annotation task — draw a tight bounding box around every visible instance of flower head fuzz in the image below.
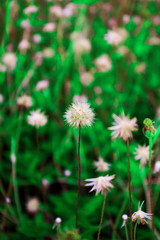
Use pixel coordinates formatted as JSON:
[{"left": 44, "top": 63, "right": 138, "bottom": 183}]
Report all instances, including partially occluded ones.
[
  {"left": 64, "top": 102, "right": 94, "bottom": 128},
  {"left": 108, "top": 112, "right": 138, "bottom": 141},
  {"left": 132, "top": 202, "right": 152, "bottom": 224},
  {"left": 27, "top": 109, "right": 48, "bottom": 128},
  {"left": 85, "top": 175, "right": 115, "bottom": 195},
  {"left": 94, "top": 157, "right": 110, "bottom": 172}
]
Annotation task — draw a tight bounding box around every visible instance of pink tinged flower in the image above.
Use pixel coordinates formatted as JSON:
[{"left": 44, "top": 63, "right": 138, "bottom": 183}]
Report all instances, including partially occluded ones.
[
  {"left": 80, "top": 72, "right": 94, "bottom": 86},
  {"left": 50, "top": 5, "right": 64, "bottom": 18},
  {"left": 94, "top": 157, "right": 110, "bottom": 172},
  {"left": 154, "top": 161, "right": 160, "bottom": 174},
  {"left": 2, "top": 52, "right": 17, "bottom": 70},
  {"left": 108, "top": 112, "right": 138, "bottom": 141},
  {"left": 17, "top": 95, "right": 32, "bottom": 108},
  {"left": 104, "top": 30, "right": 123, "bottom": 46},
  {"left": 18, "top": 39, "right": 30, "bottom": 51},
  {"left": 52, "top": 217, "right": 62, "bottom": 229},
  {"left": 26, "top": 198, "right": 39, "bottom": 213},
  {"left": 94, "top": 54, "right": 112, "bottom": 72},
  {"left": 73, "top": 95, "right": 88, "bottom": 103},
  {"left": 27, "top": 109, "right": 48, "bottom": 128},
  {"left": 42, "top": 178, "right": 50, "bottom": 187},
  {"left": 33, "top": 34, "right": 41, "bottom": 43},
  {"left": 73, "top": 38, "right": 91, "bottom": 55},
  {"left": 121, "top": 214, "right": 128, "bottom": 228},
  {"left": 24, "top": 5, "right": 38, "bottom": 15},
  {"left": 64, "top": 170, "right": 71, "bottom": 177},
  {"left": 134, "top": 145, "right": 152, "bottom": 167},
  {"left": 64, "top": 102, "right": 95, "bottom": 128},
  {"left": 36, "top": 80, "right": 49, "bottom": 91},
  {"left": 132, "top": 202, "right": 152, "bottom": 224},
  {"left": 5, "top": 197, "right": 11, "bottom": 204},
  {"left": 43, "top": 23, "right": 56, "bottom": 32},
  {"left": 85, "top": 175, "right": 115, "bottom": 195},
  {"left": 21, "top": 19, "right": 31, "bottom": 29}
]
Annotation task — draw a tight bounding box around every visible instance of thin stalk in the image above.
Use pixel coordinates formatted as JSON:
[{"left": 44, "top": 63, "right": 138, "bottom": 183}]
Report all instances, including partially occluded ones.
[
  {"left": 127, "top": 139, "right": 133, "bottom": 240},
  {"left": 125, "top": 224, "right": 129, "bottom": 240},
  {"left": 76, "top": 125, "right": 81, "bottom": 229},
  {"left": 97, "top": 191, "right": 107, "bottom": 240},
  {"left": 134, "top": 221, "right": 138, "bottom": 240},
  {"left": 149, "top": 137, "right": 155, "bottom": 240},
  {"left": 12, "top": 162, "right": 21, "bottom": 219}
]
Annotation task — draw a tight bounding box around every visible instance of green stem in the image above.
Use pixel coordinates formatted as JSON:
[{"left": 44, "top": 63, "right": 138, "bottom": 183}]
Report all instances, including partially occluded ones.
[
  {"left": 76, "top": 125, "right": 81, "bottom": 229},
  {"left": 97, "top": 191, "right": 107, "bottom": 240},
  {"left": 125, "top": 224, "right": 129, "bottom": 240},
  {"left": 149, "top": 137, "right": 155, "bottom": 240},
  {"left": 134, "top": 221, "right": 138, "bottom": 240},
  {"left": 127, "top": 139, "right": 133, "bottom": 240},
  {"left": 12, "top": 162, "right": 21, "bottom": 219}
]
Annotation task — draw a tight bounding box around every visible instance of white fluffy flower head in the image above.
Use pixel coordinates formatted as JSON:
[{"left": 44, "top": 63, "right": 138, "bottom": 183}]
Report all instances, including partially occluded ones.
[
  {"left": 94, "top": 157, "right": 110, "bottom": 172},
  {"left": 17, "top": 95, "right": 32, "bottom": 108},
  {"left": 108, "top": 112, "right": 138, "bottom": 141},
  {"left": 27, "top": 109, "right": 48, "bottom": 128},
  {"left": 26, "top": 198, "right": 39, "bottom": 213},
  {"left": 121, "top": 214, "right": 128, "bottom": 228},
  {"left": 132, "top": 202, "right": 152, "bottom": 224},
  {"left": 85, "top": 175, "right": 115, "bottom": 195},
  {"left": 104, "top": 30, "right": 123, "bottom": 45},
  {"left": 94, "top": 54, "right": 112, "bottom": 72},
  {"left": 154, "top": 161, "right": 160, "bottom": 174},
  {"left": 2, "top": 53, "right": 17, "bottom": 70},
  {"left": 134, "top": 145, "right": 152, "bottom": 167},
  {"left": 64, "top": 102, "right": 94, "bottom": 128}
]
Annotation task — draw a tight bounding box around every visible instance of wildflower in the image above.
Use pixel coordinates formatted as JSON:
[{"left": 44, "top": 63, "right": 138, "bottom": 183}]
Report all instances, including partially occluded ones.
[
  {"left": 21, "top": 19, "right": 31, "bottom": 29},
  {"left": 94, "top": 157, "right": 110, "bottom": 172},
  {"left": 154, "top": 161, "right": 160, "bottom": 174},
  {"left": 50, "top": 5, "right": 64, "bottom": 18},
  {"left": 33, "top": 34, "right": 41, "bottom": 43},
  {"left": 36, "top": 80, "right": 49, "bottom": 91},
  {"left": 135, "top": 62, "right": 146, "bottom": 74},
  {"left": 43, "top": 23, "right": 56, "bottom": 32},
  {"left": 42, "top": 178, "right": 50, "bottom": 188},
  {"left": 18, "top": 39, "right": 30, "bottom": 51},
  {"left": 64, "top": 102, "right": 94, "bottom": 128},
  {"left": 143, "top": 118, "right": 156, "bottom": 138},
  {"left": 94, "top": 54, "right": 112, "bottom": 72},
  {"left": 132, "top": 202, "right": 152, "bottom": 224},
  {"left": 24, "top": 5, "right": 38, "bottom": 15},
  {"left": 63, "top": 3, "right": 76, "bottom": 17},
  {"left": 80, "top": 72, "right": 94, "bottom": 86},
  {"left": 73, "top": 37, "right": 91, "bottom": 56},
  {"left": 43, "top": 48, "right": 55, "bottom": 58},
  {"left": 2, "top": 52, "right": 17, "bottom": 70},
  {"left": 26, "top": 198, "right": 39, "bottom": 213},
  {"left": 27, "top": 109, "right": 48, "bottom": 128},
  {"left": 108, "top": 112, "right": 138, "bottom": 141},
  {"left": 5, "top": 197, "right": 11, "bottom": 204},
  {"left": 73, "top": 95, "right": 88, "bottom": 103},
  {"left": 52, "top": 217, "right": 62, "bottom": 229},
  {"left": 0, "top": 94, "right": 4, "bottom": 104},
  {"left": 64, "top": 170, "right": 71, "bottom": 177},
  {"left": 134, "top": 145, "right": 153, "bottom": 167},
  {"left": 17, "top": 95, "right": 32, "bottom": 108},
  {"left": 104, "top": 30, "right": 122, "bottom": 46},
  {"left": 85, "top": 175, "right": 115, "bottom": 195},
  {"left": 121, "top": 214, "right": 128, "bottom": 228}
]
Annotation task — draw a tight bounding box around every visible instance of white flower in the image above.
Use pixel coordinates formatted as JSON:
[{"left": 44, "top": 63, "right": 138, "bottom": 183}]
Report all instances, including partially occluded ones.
[
  {"left": 85, "top": 175, "right": 115, "bottom": 195},
  {"left": 42, "top": 178, "right": 50, "bottom": 187},
  {"left": 63, "top": 3, "right": 76, "bottom": 17},
  {"left": 43, "top": 23, "right": 56, "bottom": 32},
  {"left": 64, "top": 170, "right": 71, "bottom": 177},
  {"left": 135, "top": 62, "right": 146, "bottom": 74},
  {"left": 24, "top": 5, "right": 38, "bottom": 15},
  {"left": 33, "top": 34, "right": 41, "bottom": 43},
  {"left": 94, "top": 54, "right": 112, "bottom": 72},
  {"left": 18, "top": 39, "right": 30, "bottom": 51},
  {"left": 0, "top": 94, "right": 4, "bottom": 103},
  {"left": 21, "top": 19, "right": 31, "bottom": 29},
  {"left": 43, "top": 48, "right": 55, "bottom": 58},
  {"left": 121, "top": 214, "right": 128, "bottom": 228},
  {"left": 134, "top": 145, "right": 152, "bottom": 167},
  {"left": 132, "top": 202, "right": 152, "bottom": 224},
  {"left": 73, "top": 95, "right": 88, "bottom": 103},
  {"left": 27, "top": 109, "right": 48, "bottom": 128},
  {"left": 94, "top": 157, "right": 110, "bottom": 172},
  {"left": 52, "top": 217, "right": 62, "bottom": 229},
  {"left": 50, "top": 5, "right": 64, "bottom": 18},
  {"left": 104, "top": 30, "right": 123, "bottom": 46},
  {"left": 64, "top": 102, "right": 94, "bottom": 128},
  {"left": 73, "top": 38, "right": 91, "bottom": 55},
  {"left": 154, "top": 161, "right": 160, "bottom": 174},
  {"left": 2, "top": 53, "right": 17, "bottom": 70},
  {"left": 36, "top": 80, "right": 49, "bottom": 91},
  {"left": 26, "top": 198, "right": 39, "bottom": 213},
  {"left": 17, "top": 95, "right": 32, "bottom": 108},
  {"left": 108, "top": 112, "right": 138, "bottom": 141},
  {"left": 55, "top": 217, "right": 62, "bottom": 224},
  {"left": 80, "top": 72, "right": 94, "bottom": 86}
]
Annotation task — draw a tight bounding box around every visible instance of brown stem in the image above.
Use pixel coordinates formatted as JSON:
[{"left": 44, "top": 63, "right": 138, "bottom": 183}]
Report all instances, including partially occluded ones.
[
  {"left": 127, "top": 139, "right": 133, "bottom": 240},
  {"left": 149, "top": 137, "right": 155, "bottom": 240},
  {"left": 97, "top": 191, "right": 107, "bottom": 240},
  {"left": 76, "top": 125, "right": 81, "bottom": 229}
]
